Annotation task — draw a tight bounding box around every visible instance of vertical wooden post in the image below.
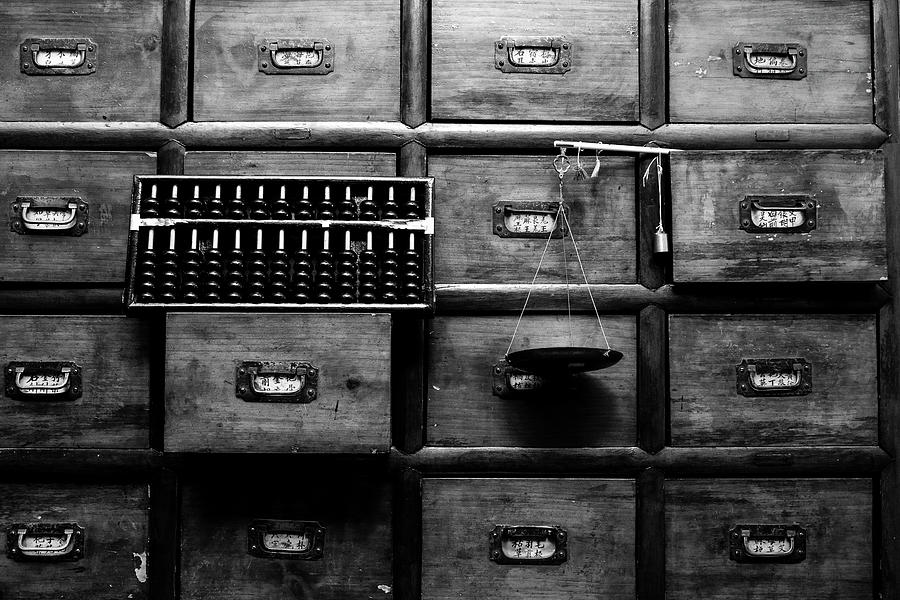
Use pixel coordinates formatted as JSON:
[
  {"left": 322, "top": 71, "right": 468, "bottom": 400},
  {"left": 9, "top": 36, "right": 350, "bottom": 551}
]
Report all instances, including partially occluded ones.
[
  {"left": 160, "top": 0, "right": 191, "bottom": 127},
  {"left": 637, "top": 152, "right": 669, "bottom": 289},
  {"left": 874, "top": 0, "right": 900, "bottom": 137},
  {"left": 394, "top": 468, "right": 423, "bottom": 600},
  {"left": 639, "top": 0, "right": 666, "bottom": 129},
  {"left": 150, "top": 468, "right": 179, "bottom": 600},
  {"left": 637, "top": 467, "right": 665, "bottom": 600},
  {"left": 401, "top": 0, "right": 429, "bottom": 127},
  {"left": 639, "top": 305, "right": 667, "bottom": 453}
]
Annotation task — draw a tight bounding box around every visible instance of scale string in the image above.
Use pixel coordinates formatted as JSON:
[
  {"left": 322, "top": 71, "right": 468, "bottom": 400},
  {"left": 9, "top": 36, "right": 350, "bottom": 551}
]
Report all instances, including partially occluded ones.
[
  {"left": 561, "top": 180, "right": 573, "bottom": 346},
  {"left": 560, "top": 204, "right": 611, "bottom": 350}
]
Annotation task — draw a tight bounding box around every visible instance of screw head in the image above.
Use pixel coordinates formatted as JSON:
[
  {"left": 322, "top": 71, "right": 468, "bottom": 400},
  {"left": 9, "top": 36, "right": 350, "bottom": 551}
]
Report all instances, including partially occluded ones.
[
  {"left": 238, "top": 368, "right": 246, "bottom": 375},
  {"left": 260, "top": 46, "right": 267, "bottom": 52},
  {"left": 562, "top": 61, "right": 569, "bottom": 68},
  {"left": 799, "top": 50, "right": 804, "bottom": 56},
  {"left": 87, "top": 63, "right": 93, "bottom": 69},
  {"left": 807, "top": 219, "right": 815, "bottom": 226},
  {"left": 493, "top": 366, "right": 502, "bottom": 374},
  {"left": 88, "top": 46, "right": 94, "bottom": 52},
  {"left": 494, "top": 385, "right": 503, "bottom": 392},
  {"left": 324, "top": 63, "right": 331, "bottom": 68},
  {"left": 325, "top": 45, "right": 331, "bottom": 51},
  {"left": 740, "top": 384, "right": 747, "bottom": 390},
  {"left": 497, "top": 43, "right": 503, "bottom": 49},
  {"left": 307, "top": 389, "right": 317, "bottom": 398},
  {"left": 799, "top": 68, "right": 804, "bottom": 74},
  {"left": 736, "top": 48, "right": 742, "bottom": 54},
  {"left": 491, "top": 550, "right": 500, "bottom": 558},
  {"left": 495, "top": 225, "right": 503, "bottom": 232},
  {"left": 736, "top": 65, "right": 742, "bottom": 72},
  {"left": 494, "top": 206, "right": 502, "bottom": 214},
  {"left": 22, "top": 46, "right": 27, "bottom": 52},
  {"left": 22, "top": 63, "right": 29, "bottom": 69},
  {"left": 562, "top": 44, "right": 569, "bottom": 50},
  {"left": 498, "top": 60, "right": 504, "bottom": 67},
  {"left": 741, "top": 219, "right": 750, "bottom": 226},
  {"left": 238, "top": 386, "right": 247, "bottom": 394},
  {"left": 261, "top": 62, "right": 268, "bottom": 68},
  {"left": 740, "top": 202, "right": 748, "bottom": 208}
]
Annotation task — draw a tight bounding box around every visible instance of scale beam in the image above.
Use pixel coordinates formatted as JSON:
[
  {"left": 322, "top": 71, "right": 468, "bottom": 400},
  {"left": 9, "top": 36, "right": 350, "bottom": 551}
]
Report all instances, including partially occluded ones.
[{"left": 554, "top": 140, "right": 680, "bottom": 155}]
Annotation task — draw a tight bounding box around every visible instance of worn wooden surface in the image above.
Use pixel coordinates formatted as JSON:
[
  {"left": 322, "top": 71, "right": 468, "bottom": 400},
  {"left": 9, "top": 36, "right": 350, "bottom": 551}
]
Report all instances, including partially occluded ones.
[
  {"left": 165, "top": 313, "right": 391, "bottom": 453},
  {"left": 181, "top": 469, "right": 392, "bottom": 600},
  {"left": 671, "top": 150, "right": 886, "bottom": 282},
  {"left": 431, "top": 0, "right": 639, "bottom": 121},
  {"left": 669, "top": 0, "right": 872, "bottom": 123},
  {"left": 160, "top": 0, "right": 190, "bottom": 127},
  {"left": 193, "top": 0, "right": 400, "bottom": 121},
  {"left": 401, "top": 0, "right": 428, "bottom": 127},
  {"left": 0, "top": 150, "right": 155, "bottom": 284},
  {"left": 427, "top": 315, "right": 636, "bottom": 447},
  {"left": 430, "top": 155, "right": 635, "bottom": 285},
  {"left": 184, "top": 150, "right": 397, "bottom": 175},
  {"left": 394, "top": 469, "right": 422, "bottom": 600},
  {"left": 669, "top": 314, "right": 878, "bottom": 446},
  {"left": 422, "top": 478, "right": 635, "bottom": 599},
  {"left": 638, "top": 306, "right": 666, "bottom": 452},
  {"left": 0, "top": 316, "right": 150, "bottom": 448},
  {"left": 637, "top": 469, "right": 664, "bottom": 600},
  {"left": 666, "top": 478, "right": 872, "bottom": 600},
  {"left": 0, "top": 0, "right": 163, "bottom": 122},
  {"left": 639, "top": 0, "right": 666, "bottom": 129},
  {"left": 0, "top": 483, "right": 149, "bottom": 600}
]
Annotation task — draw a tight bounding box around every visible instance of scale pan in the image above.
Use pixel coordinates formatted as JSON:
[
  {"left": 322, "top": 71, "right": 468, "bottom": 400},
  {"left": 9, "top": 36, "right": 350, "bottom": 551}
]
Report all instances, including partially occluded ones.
[{"left": 506, "top": 347, "right": 623, "bottom": 375}]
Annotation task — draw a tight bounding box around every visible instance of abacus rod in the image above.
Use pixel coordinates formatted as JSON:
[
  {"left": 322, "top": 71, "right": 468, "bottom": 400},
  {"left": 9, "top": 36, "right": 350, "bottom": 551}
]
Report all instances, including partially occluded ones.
[{"left": 553, "top": 140, "right": 679, "bottom": 155}]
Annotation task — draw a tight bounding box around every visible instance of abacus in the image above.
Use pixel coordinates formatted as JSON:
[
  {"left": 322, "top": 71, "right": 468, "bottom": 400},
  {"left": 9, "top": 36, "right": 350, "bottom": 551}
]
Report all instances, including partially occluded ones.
[{"left": 124, "top": 176, "right": 434, "bottom": 311}]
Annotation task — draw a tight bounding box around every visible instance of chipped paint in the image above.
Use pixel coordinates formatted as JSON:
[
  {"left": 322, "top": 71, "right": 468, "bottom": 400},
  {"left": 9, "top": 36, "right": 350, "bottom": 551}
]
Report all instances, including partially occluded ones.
[
  {"left": 694, "top": 66, "right": 708, "bottom": 78},
  {"left": 133, "top": 552, "right": 148, "bottom": 583},
  {"left": 377, "top": 584, "right": 393, "bottom": 594},
  {"left": 707, "top": 55, "right": 722, "bottom": 62}
]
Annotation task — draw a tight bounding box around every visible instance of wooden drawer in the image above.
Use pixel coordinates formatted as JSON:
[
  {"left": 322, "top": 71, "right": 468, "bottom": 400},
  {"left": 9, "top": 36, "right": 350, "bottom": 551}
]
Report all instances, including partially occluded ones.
[
  {"left": 0, "top": 482, "right": 149, "bottom": 600},
  {"left": 431, "top": 155, "right": 636, "bottom": 285},
  {"left": 0, "top": 1, "right": 162, "bottom": 122},
  {"left": 193, "top": 0, "right": 400, "bottom": 121},
  {"left": 669, "top": 0, "right": 872, "bottom": 123},
  {"left": 0, "top": 150, "right": 156, "bottom": 284},
  {"left": 669, "top": 314, "right": 878, "bottom": 447},
  {"left": 164, "top": 312, "right": 391, "bottom": 453},
  {"left": 666, "top": 478, "right": 872, "bottom": 599},
  {"left": 670, "top": 150, "right": 886, "bottom": 282},
  {"left": 181, "top": 469, "right": 391, "bottom": 600},
  {"left": 431, "top": 0, "right": 639, "bottom": 121},
  {"left": 428, "top": 315, "right": 637, "bottom": 447},
  {"left": 422, "top": 478, "right": 636, "bottom": 600},
  {"left": 184, "top": 151, "right": 397, "bottom": 176},
  {"left": 0, "top": 316, "right": 150, "bottom": 448}
]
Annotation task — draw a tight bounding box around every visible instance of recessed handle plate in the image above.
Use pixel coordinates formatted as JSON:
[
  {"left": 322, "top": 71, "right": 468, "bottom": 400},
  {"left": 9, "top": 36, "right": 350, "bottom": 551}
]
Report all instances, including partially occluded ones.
[
  {"left": 235, "top": 361, "right": 318, "bottom": 403},
  {"left": 10, "top": 197, "right": 89, "bottom": 236},
  {"left": 729, "top": 523, "right": 806, "bottom": 563},
  {"left": 733, "top": 42, "right": 806, "bottom": 79},
  {"left": 7, "top": 523, "right": 85, "bottom": 561},
  {"left": 258, "top": 39, "right": 334, "bottom": 75},
  {"left": 736, "top": 358, "right": 811, "bottom": 397},
  {"left": 739, "top": 195, "right": 816, "bottom": 233},
  {"left": 21, "top": 38, "right": 97, "bottom": 75},
  {"left": 495, "top": 36, "right": 572, "bottom": 74},
  {"left": 492, "top": 201, "right": 567, "bottom": 239},
  {"left": 492, "top": 358, "right": 546, "bottom": 398},
  {"left": 248, "top": 519, "right": 325, "bottom": 560},
  {"left": 5, "top": 361, "right": 83, "bottom": 401},
  {"left": 489, "top": 525, "right": 568, "bottom": 565}
]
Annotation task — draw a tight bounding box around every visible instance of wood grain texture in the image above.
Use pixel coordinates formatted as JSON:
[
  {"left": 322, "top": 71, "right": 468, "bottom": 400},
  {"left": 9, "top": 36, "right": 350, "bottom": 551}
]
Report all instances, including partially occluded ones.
[
  {"left": 427, "top": 315, "right": 636, "bottom": 447},
  {"left": 670, "top": 150, "right": 886, "bottom": 282},
  {"left": 401, "top": 0, "right": 428, "bottom": 127},
  {"left": 150, "top": 469, "right": 178, "bottom": 600},
  {"left": 431, "top": 0, "right": 639, "bottom": 121},
  {"left": 669, "top": 314, "right": 878, "bottom": 446},
  {"left": 160, "top": 0, "right": 189, "bottom": 126},
  {"left": 193, "top": 0, "right": 400, "bottom": 121},
  {"left": 639, "top": 0, "right": 665, "bottom": 129},
  {"left": 638, "top": 306, "right": 666, "bottom": 452},
  {"left": 638, "top": 152, "right": 668, "bottom": 288},
  {"left": 0, "top": 315, "right": 150, "bottom": 448},
  {"left": 665, "top": 478, "right": 872, "bottom": 600},
  {"left": 636, "top": 469, "right": 664, "bottom": 600},
  {"left": 0, "top": 0, "right": 163, "bottom": 122},
  {"left": 422, "top": 478, "right": 635, "bottom": 600},
  {"left": 874, "top": 0, "right": 900, "bottom": 134},
  {"left": 0, "top": 483, "right": 149, "bottom": 600},
  {"left": 0, "top": 150, "right": 156, "bottom": 284},
  {"left": 393, "top": 469, "right": 422, "bottom": 600},
  {"left": 430, "top": 155, "right": 636, "bottom": 285},
  {"left": 184, "top": 151, "right": 397, "bottom": 175},
  {"left": 669, "top": 0, "right": 872, "bottom": 123},
  {"left": 181, "top": 470, "right": 392, "bottom": 600},
  {"left": 157, "top": 140, "right": 185, "bottom": 175},
  {"left": 164, "top": 313, "right": 391, "bottom": 453}
]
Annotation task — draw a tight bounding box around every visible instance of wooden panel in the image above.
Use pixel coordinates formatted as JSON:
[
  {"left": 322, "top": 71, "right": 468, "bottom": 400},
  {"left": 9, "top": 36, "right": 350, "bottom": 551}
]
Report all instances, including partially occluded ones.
[
  {"left": 0, "top": 150, "right": 156, "bottom": 284},
  {"left": 431, "top": 0, "right": 639, "bottom": 121},
  {"left": 430, "top": 155, "right": 636, "bottom": 285},
  {"left": 669, "top": 0, "right": 872, "bottom": 123},
  {"left": 0, "top": 483, "right": 149, "bottom": 600},
  {"left": 671, "top": 150, "right": 886, "bottom": 282},
  {"left": 669, "top": 314, "right": 878, "bottom": 446},
  {"left": 165, "top": 313, "right": 391, "bottom": 453},
  {"left": 0, "top": 316, "right": 150, "bottom": 448},
  {"left": 422, "top": 478, "right": 636, "bottom": 600},
  {"left": 666, "top": 478, "right": 872, "bottom": 600},
  {"left": 0, "top": 1, "right": 162, "bottom": 121},
  {"left": 427, "top": 315, "right": 636, "bottom": 447},
  {"left": 181, "top": 470, "right": 391, "bottom": 600},
  {"left": 184, "top": 151, "right": 397, "bottom": 175},
  {"left": 193, "top": 0, "right": 400, "bottom": 121}
]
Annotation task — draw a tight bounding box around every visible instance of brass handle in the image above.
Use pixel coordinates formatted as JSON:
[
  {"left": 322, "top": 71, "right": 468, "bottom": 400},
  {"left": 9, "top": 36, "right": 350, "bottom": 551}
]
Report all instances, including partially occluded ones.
[
  {"left": 492, "top": 201, "right": 567, "bottom": 239},
  {"left": 235, "top": 361, "right": 318, "bottom": 403},
  {"left": 7, "top": 523, "right": 85, "bottom": 561},
  {"left": 258, "top": 39, "right": 334, "bottom": 75},
  {"left": 736, "top": 358, "right": 812, "bottom": 397},
  {"left": 729, "top": 524, "right": 806, "bottom": 563},
  {"left": 5, "top": 362, "right": 83, "bottom": 401},
  {"left": 495, "top": 36, "right": 572, "bottom": 74},
  {"left": 489, "top": 525, "right": 568, "bottom": 565},
  {"left": 9, "top": 197, "right": 89, "bottom": 236},
  {"left": 248, "top": 520, "right": 325, "bottom": 560},
  {"left": 733, "top": 42, "right": 806, "bottom": 79},
  {"left": 492, "top": 358, "right": 546, "bottom": 397},
  {"left": 20, "top": 38, "right": 97, "bottom": 76},
  {"left": 739, "top": 195, "right": 816, "bottom": 233}
]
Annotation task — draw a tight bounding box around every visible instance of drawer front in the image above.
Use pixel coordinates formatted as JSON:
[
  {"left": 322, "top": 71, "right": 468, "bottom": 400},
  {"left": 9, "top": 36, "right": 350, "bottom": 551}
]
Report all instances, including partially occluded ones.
[
  {"left": 193, "top": 0, "right": 400, "bottom": 121},
  {"left": 0, "top": 316, "right": 150, "bottom": 448},
  {"left": 431, "top": 155, "right": 636, "bottom": 285},
  {"left": 670, "top": 150, "right": 885, "bottom": 282},
  {"left": 431, "top": 0, "right": 639, "bottom": 121},
  {"left": 0, "top": 483, "right": 149, "bottom": 600},
  {"left": 422, "top": 478, "right": 636, "bottom": 600},
  {"left": 666, "top": 478, "right": 872, "bottom": 600},
  {"left": 165, "top": 312, "right": 391, "bottom": 453},
  {"left": 184, "top": 151, "right": 397, "bottom": 176},
  {"left": 669, "top": 314, "right": 877, "bottom": 446},
  {"left": 0, "top": 150, "right": 156, "bottom": 284},
  {"left": 428, "top": 315, "right": 637, "bottom": 447},
  {"left": 181, "top": 470, "right": 391, "bottom": 600},
  {"left": 669, "top": 0, "right": 872, "bottom": 123},
  {"left": 0, "top": 1, "right": 162, "bottom": 122}
]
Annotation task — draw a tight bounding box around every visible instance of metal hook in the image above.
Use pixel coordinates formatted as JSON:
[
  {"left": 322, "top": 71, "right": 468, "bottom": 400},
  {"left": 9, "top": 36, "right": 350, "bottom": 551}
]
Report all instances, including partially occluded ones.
[{"left": 553, "top": 152, "right": 571, "bottom": 179}]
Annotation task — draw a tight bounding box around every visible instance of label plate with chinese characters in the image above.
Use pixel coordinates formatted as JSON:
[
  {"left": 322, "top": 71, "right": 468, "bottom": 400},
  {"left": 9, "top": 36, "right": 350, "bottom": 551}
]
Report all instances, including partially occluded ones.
[{"left": 489, "top": 525, "right": 568, "bottom": 565}]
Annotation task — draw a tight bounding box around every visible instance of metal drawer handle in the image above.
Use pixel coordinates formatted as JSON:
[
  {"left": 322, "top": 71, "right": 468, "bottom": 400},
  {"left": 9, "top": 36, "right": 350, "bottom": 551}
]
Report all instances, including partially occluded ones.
[
  {"left": 495, "top": 36, "right": 572, "bottom": 74},
  {"left": 492, "top": 358, "right": 546, "bottom": 397},
  {"left": 10, "top": 197, "right": 88, "bottom": 236},
  {"left": 21, "top": 38, "right": 96, "bottom": 75},
  {"left": 236, "top": 361, "right": 318, "bottom": 403},
  {"left": 492, "top": 201, "right": 567, "bottom": 239},
  {"left": 258, "top": 39, "right": 334, "bottom": 75},
  {"left": 489, "top": 525, "right": 567, "bottom": 565},
  {"left": 5, "top": 362, "right": 83, "bottom": 401},
  {"left": 739, "top": 195, "right": 816, "bottom": 233},
  {"left": 729, "top": 524, "right": 806, "bottom": 563},
  {"left": 7, "top": 523, "right": 85, "bottom": 561},
  {"left": 736, "top": 358, "right": 811, "bottom": 397},
  {"left": 248, "top": 520, "right": 325, "bottom": 560},
  {"left": 733, "top": 42, "right": 806, "bottom": 79}
]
